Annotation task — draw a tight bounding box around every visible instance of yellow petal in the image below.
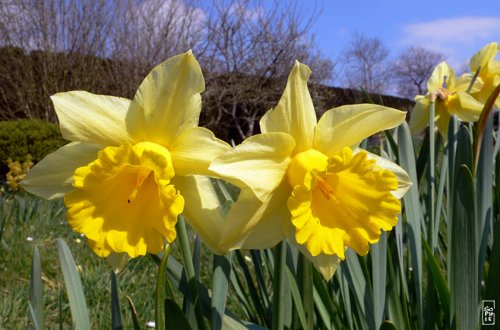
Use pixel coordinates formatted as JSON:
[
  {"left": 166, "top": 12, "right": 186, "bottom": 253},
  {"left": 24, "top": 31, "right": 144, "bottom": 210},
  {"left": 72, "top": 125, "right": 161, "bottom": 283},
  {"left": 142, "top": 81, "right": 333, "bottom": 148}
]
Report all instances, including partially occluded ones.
[
  {"left": 427, "top": 62, "right": 455, "bottom": 92},
  {"left": 288, "top": 147, "right": 401, "bottom": 259},
  {"left": 409, "top": 96, "right": 431, "bottom": 134},
  {"left": 21, "top": 142, "right": 101, "bottom": 199},
  {"left": 365, "top": 150, "right": 411, "bottom": 199},
  {"left": 65, "top": 142, "right": 183, "bottom": 257},
  {"left": 470, "top": 42, "right": 499, "bottom": 74},
  {"left": 259, "top": 61, "right": 316, "bottom": 152},
  {"left": 209, "top": 132, "right": 295, "bottom": 201},
  {"left": 447, "top": 92, "right": 483, "bottom": 122},
  {"left": 314, "top": 104, "right": 406, "bottom": 157},
  {"left": 127, "top": 51, "right": 204, "bottom": 146},
  {"left": 51, "top": 92, "right": 133, "bottom": 146},
  {"left": 291, "top": 237, "right": 341, "bottom": 281},
  {"left": 435, "top": 108, "right": 451, "bottom": 141},
  {"left": 217, "top": 183, "right": 292, "bottom": 251},
  {"left": 454, "top": 73, "right": 483, "bottom": 93},
  {"left": 170, "top": 127, "right": 230, "bottom": 176},
  {"left": 172, "top": 175, "right": 227, "bottom": 254}
]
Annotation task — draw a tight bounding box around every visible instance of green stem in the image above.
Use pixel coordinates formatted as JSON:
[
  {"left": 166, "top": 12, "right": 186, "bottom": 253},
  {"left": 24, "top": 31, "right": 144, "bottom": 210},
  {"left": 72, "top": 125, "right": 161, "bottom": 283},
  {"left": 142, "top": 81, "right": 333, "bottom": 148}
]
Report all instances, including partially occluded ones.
[
  {"left": 155, "top": 244, "right": 171, "bottom": 330},
  {"left": 299, "top": 254, "right": 314, "bottom": 330},
  {"left": 176, "top": 216, "right": 207, "bottom": 330},
  {"left": 428, "top": 102, "right": 436, "bottom": 251},
  {"left": 272, "top": 241, "right": 287, "bottom": 330}
]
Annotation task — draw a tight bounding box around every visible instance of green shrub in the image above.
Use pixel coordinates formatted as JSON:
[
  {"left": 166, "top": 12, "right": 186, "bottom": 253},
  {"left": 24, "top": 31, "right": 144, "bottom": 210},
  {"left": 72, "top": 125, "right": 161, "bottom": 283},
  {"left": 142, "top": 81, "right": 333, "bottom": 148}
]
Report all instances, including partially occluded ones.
[{"left": 0, "top": 119, "right": 67, "bottom": 177}]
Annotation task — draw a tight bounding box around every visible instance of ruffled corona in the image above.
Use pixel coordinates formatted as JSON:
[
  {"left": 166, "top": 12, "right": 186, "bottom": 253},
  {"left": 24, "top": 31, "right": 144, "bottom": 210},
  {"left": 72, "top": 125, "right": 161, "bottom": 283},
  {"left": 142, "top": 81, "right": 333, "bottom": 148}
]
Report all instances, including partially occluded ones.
[
  {"left": 65, "top": 141, "right": 184, "bottom": 257},
  {"left": 287, "top": 147, "right": 401, "bottom": 259}
]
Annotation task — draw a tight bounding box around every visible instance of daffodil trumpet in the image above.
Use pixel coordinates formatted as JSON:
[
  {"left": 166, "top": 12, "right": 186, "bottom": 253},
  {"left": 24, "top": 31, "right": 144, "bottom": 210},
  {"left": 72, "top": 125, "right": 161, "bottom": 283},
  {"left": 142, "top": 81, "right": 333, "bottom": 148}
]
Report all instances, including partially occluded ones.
[
  {"left": 22, "top": 51, "right": 230, "bottom": 260},
  {"left": 209, "top": 61, "right": 411, "bottom": 280}
]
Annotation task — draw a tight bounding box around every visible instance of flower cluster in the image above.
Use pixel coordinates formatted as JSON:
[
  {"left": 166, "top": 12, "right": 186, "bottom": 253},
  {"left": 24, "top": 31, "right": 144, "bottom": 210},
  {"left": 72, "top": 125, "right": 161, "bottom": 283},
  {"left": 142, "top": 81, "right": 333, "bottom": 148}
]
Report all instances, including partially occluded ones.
[
  {"left": 409, "top": 42, "right": 500, "bottom": 138},
  {"left": 23, "top": 51, "right": 412, "bottom": 279}
]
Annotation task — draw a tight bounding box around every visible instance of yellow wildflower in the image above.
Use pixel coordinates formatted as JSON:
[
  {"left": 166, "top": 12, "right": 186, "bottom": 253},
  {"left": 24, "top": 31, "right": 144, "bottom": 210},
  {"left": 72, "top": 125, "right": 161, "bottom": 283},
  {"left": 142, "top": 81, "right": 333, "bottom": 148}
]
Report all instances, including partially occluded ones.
[
  {"left": 209, "top": 61, "right": 411, "bottom": 279},
  {"left": 22, "top": 51, "right": 229, "bottom": 258}
]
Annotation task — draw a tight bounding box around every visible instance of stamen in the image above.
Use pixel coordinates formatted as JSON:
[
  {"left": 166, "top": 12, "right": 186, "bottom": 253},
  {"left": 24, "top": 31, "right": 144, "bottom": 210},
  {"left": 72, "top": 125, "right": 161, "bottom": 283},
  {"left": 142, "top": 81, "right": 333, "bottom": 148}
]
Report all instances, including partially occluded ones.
[{"left": 128, "top": 168, "right": 153, "bottom": 204}]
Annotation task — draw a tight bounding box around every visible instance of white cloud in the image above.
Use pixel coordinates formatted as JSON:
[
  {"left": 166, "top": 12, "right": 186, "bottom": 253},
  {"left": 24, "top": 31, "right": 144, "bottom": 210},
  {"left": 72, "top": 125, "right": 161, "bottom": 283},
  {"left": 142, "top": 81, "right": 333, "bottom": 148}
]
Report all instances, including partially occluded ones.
[{"left": 402, "top": 17, "right": 500, "bottom": 69}]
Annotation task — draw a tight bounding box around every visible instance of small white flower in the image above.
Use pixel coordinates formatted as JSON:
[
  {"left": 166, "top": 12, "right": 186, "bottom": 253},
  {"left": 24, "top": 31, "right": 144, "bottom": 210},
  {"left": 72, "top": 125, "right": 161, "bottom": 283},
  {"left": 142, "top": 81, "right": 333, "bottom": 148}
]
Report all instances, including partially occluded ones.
[
  {"left": 26, "top": 237, "right": 34, "bottom": 242},
  {"left": 146, "top": 321, "right": 155, "bottom": 328}
]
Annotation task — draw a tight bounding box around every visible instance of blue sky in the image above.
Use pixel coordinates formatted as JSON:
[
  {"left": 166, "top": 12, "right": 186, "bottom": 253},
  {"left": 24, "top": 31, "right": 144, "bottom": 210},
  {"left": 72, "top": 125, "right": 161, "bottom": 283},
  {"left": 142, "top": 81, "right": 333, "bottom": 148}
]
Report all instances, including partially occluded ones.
[{"left": 292, "top": 0, "right": 500, "bottom": 74}]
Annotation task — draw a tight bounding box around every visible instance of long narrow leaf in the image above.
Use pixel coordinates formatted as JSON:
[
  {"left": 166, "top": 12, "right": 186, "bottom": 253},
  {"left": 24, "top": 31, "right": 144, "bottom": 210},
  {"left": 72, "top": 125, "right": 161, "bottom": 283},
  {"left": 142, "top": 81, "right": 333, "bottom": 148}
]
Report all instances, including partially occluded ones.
[
  {"left": 29, "top": 246, "right": 43, "bottom": 329},
  {"left": 211, "top": 254, "right": 232, "bottom": 330},
  {"left": 57, "top": 238, "right": 90, "bottom": 330},
  {"left": 397, "top": 122, "right": 423, "bottom": 327},
  {"left": 110, "top": 271, "right": 122, "bottom": 330},
  {"left": 371, "top": 232, "right": 387, "bottom": 329},
  {"left": 450, "top": 165, "right": 477, "bottom": 329}
]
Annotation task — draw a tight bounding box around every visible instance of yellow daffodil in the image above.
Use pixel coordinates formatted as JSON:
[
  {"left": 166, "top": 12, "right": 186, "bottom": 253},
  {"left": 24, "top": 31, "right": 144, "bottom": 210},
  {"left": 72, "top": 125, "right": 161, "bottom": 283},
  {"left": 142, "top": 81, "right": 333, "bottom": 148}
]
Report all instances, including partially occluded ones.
[
  {"left": 22, "top": 51, "right": 230, "bottom": 258},
  {"left": 209, "top": 61, "right": 411, "bottom": 280},
  {"left": 409, "top": 61, "right": 484, "bottom": 138},
  {"left": 469, "top": 42, "right": 500, "bottom": 108}
]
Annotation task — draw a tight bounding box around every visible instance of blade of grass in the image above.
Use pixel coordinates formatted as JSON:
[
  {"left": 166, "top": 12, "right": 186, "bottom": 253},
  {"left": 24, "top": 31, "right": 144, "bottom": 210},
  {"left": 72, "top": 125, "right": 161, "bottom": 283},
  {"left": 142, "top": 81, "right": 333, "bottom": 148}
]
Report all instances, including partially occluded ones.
[
  {"left": 57, "top": 238, "right": 90, "bottom": 330},
  {"left": 126, "top": 296, "right": 142, "bottom": 330},
  {"left": 29, "top": 246, "right": 43, "bottom": 329}
]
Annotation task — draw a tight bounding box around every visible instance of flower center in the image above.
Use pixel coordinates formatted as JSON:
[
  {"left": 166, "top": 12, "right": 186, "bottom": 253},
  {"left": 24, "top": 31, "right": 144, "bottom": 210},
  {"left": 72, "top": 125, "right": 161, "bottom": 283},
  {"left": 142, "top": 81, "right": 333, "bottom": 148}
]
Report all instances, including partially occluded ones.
[
  {"left": 65, "top": 141, "right": 184, "bottom": 258},
  {"left": 287, "top": 147, "right": 401, "bottom": 259}
]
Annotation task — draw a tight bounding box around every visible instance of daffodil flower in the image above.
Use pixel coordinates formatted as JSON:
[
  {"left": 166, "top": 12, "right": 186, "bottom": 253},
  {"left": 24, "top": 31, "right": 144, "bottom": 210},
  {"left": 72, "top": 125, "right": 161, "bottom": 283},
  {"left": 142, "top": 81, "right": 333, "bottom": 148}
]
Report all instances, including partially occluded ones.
[
  {"left": 409, "top": 61, "right": 484, "bottom": 138},
  {"left": 22, "top": 51, "right": 230, "bottom": 258},
  {"left": 209, "top": 61, "right": 411, "bottom": 279},
  {"left": 469, "top": 42, "right": 500, "bottom": 108}
]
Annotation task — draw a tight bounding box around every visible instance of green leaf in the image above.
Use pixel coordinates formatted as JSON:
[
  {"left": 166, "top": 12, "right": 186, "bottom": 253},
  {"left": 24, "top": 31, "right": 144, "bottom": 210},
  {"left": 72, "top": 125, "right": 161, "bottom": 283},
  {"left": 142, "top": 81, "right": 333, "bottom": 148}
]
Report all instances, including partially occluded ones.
[
  {"left": 450, "top": 165, "right": 477, "bottom": 329},
  {"left": 126, "top": 296, "right": 142, "bottom": 330},
  {"left": 57, "top": 238, "right": 90, "bottom": 330},
  {"left": 422, "top": 239, "right": 450, "bottom": 322},
  {"left": 285, "top": 267, "right": 308, "bottom": 330},
  {"left": 165, "top": 298, "right": 192, "bottom": 330},
  {"left": 211, "top": 254, "right": 232, "bottom": 330},
  {"left": 110, "top": 271, "right": 122, "bottom": 330},
  {"left": 272, "top": 241, "right": 287, "bottom": 330},
  {"left": 397, "top": 122, "right": 423, "bottom": 327},
  {"left": 379, "top": 320, "right": 397, "bottom": 330},
  {"left": 485, "top": 220, "right": 500, "bottom": 313},
  {"left": 29, "top": 246, "right": 43, "bottom": 329},
  {"left": 476, "top": 107, "right": 494, "bottom": 287},
  {"left": 371, "top": 232, "right": 387, "bottom": 329}
]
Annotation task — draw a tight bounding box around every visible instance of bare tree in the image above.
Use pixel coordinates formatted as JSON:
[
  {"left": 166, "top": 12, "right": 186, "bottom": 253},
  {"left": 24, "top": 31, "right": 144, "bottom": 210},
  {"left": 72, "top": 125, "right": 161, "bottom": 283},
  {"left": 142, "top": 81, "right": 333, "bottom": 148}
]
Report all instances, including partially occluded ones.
[
  {"left": 391, "top": 45, "right": 445, "bottom": 99},
  {"left": 0, "top": 0, "right": 333, "bottom": 140},
  {"left": 341, "top": 33, "right": 390, "bottom": 94},
  {"left": 199, "top": 0, "right": 333, "bottom": 142}
]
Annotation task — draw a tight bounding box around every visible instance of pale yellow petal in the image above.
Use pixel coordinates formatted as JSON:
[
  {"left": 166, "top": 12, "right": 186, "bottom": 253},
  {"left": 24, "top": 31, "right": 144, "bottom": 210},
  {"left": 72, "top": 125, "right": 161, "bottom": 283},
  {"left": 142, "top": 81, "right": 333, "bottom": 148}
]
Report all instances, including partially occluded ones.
[
  {"left": 364, "top": 150, "right": 411, "bottom": 199},
  {"left": 409, "top": 96, "right": 431, "bottom": 134},
  {"left": 447, "top": 92, "right": 484, "bottom": 122},
  {"left": 21, "top": 142, "right": 101, "bottom": 199},
  {"left": 470, "top": 42, "right": 499, "bottom": 74},
  {"left": 217, "top": 183, "right": 292, "bottom": 251},
  {"left": 427, "top": 62, "right": 455, "bottom": 92},
  {"left": 259, "top": 61, "right": 316, "bottom": 152},
  {"left": 173, "top": 175, "right": 226, "bottom": 254},
  {"left": 107, "top": 253, "right": 131, "bottom": 274},
  {"left": 51, "top": 92, "right": 133, "bottom": 146},
  {"left": 454, "top": 73, "right": 483, "bottom": 93},
  {"left": 209, "top": 132, "right": 295, "bottom": 201},
  {"left": 314, "top": 104, "right": 406, "bottom": 157},
  {"left": 289, "top": 235, "right": 341, "bottom": 281},
  {"left": 169, "top": 127, "right": 230, "bottom": 176},
  {"left": 127, "top": 51, "right": 204, "bottom": 146},
  {"left": 435, "top": 110, "right": 451, "bottom": 141}
]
